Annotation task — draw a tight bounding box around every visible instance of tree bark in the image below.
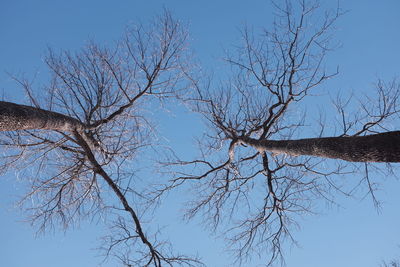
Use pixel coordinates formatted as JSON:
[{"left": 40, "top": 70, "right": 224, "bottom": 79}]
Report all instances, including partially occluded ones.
[
  {"left": 0, "top": 101, "right": 84, "bottom": 132},
  {"left": 240, "top": 131, "right": 400, "bottom": 162}
]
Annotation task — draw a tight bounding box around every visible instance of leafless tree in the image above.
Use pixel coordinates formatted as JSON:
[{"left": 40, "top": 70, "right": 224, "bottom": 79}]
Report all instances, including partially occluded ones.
[
  {"left": 0, "top": 12, "right": 201, "bottom": 267},
  {"left": 382, "top": 259, "right": 400, "bottom": 267},
  {"left": 157, "top": 1, "right": 400, "bottom": 266},
  {"left": 2, "top": 2, "right": 400, "bottom": 267}
]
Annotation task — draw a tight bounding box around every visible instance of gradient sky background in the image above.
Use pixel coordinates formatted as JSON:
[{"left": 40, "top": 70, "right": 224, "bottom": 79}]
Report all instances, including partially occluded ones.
[{"left": 1, "top": 1, "right": 400, "bottom": 266}]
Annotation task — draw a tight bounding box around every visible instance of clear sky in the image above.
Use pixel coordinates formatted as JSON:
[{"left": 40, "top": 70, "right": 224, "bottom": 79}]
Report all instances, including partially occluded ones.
[{"left": 1, "top": 0, "right": 400, "bottom": 267}]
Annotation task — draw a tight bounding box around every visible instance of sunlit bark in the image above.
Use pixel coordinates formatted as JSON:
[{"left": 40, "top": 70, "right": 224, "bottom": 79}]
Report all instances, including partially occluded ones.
[{"left": 0, "top": 101, "right": 85, "bottom": 132}]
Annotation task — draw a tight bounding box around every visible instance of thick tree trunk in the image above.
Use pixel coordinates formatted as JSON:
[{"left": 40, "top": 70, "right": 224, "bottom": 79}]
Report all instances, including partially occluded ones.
[
  {"left": 241, "top": 131, "right": 400, "bottom": 162},
  {"left": 0, "top": 101, "right": 84, "bottom": 132}
]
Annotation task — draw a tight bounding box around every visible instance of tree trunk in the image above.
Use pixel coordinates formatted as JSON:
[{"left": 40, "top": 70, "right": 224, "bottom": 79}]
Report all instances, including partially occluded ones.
[
  {"left": 241, "top": 131, "right": 400, "bottom": 162},
  {"left": 0, "top": 101, "right": 84, "bottom": 132}
]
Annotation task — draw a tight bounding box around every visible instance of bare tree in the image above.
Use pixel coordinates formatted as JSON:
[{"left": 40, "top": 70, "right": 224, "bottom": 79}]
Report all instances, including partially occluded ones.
[
  {"left": 3, "top": 2, "right": 400, "bottom": 267},
  {"left": 0, "top": 12, "right": 201, "bottom": 267},
  {"left": 382, "top": 261, "right": 400, "bottom": 267},
  {"left": 158, "top": 1, "right": 400, "bottom": 266}
]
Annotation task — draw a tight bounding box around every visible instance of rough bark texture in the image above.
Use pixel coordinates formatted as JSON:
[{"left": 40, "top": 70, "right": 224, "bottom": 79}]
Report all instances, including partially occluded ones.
[
  {"left": 0, "top": 101, "right": 84, "bottom": 132},
  {"left": 241, "top": 131, "right": 400, "bottom": 162}
]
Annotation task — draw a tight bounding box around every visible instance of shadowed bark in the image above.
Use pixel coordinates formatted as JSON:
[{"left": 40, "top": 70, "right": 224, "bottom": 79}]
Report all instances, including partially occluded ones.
[{"left": 240, "top": 131, "right": 400, "bottom": 162}]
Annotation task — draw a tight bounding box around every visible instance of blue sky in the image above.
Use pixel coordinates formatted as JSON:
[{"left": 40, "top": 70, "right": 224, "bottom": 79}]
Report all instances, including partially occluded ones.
[{"left": 1, "top": 1, "right": 400, "bottom": 266}]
